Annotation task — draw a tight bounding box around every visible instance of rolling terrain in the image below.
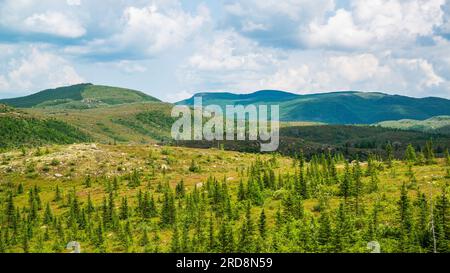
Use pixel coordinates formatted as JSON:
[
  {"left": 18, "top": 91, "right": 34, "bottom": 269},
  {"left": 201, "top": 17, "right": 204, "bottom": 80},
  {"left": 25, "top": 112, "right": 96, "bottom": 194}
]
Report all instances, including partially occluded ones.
[
  {"left": 0, "top": 84, "right": 449, "bottom": 254},
  {"left": 0, "top": 83, "right": 160, "bottom": 109},
  {"left": 376, "top": 116, "right": 450, "bottom": 135},
  {"left": 178, "top": 90, "right": 450, "bottom": 124}
]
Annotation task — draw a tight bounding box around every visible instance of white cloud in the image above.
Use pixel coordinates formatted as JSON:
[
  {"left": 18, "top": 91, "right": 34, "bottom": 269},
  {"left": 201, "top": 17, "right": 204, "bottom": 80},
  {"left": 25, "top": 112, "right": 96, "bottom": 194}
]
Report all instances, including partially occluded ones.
[
  {"left": 188, "top": 31, "right": 278, "bottom": 71},
  {"left": 302, "top": 9, "right": 374, "bottom": 49},
  {"left": 66, "top": 0, "right": 81, "bottom": 6},
  {"left": 66, "top": 3, "right": 210, "bottom": 59},
  {"left": 328, "top": 54, "right": 388, "bottom": 82},
  {"left": 0, "top": 47, "right": 84, "bottom": 94},
  {"left": 256, "top": 53, "right": 446, "bottom": 97},
  {"left": 23, "top": 11, "right": 86, "bottom": 38},
  {"left": 225, "top": 0, "right": 335, "bottom": 21},
  {"left": 394, "top": 58, "right": 444, "bottom": 88},
  {"left": 301, "top": 0, "right": 446, "bottom": 50}
]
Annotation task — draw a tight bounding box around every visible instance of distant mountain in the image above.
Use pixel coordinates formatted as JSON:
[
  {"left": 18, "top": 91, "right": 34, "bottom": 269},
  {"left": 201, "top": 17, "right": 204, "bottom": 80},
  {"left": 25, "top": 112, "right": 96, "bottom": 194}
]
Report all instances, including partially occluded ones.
[
  {"left": 376, "top": 116, "right": 450, "bottom": 135},
  {"left": 177, "top": 90, "right": 450, "bottom": 124},
  {"left": 0, "top": 83, "right": 160, "bottom": 109}
]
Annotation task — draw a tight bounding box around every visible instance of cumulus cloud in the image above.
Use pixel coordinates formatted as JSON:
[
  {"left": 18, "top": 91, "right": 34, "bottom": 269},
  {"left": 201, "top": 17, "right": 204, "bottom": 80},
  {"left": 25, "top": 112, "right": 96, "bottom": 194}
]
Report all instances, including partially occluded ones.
[
  {"left": 188, "top": 31, "right": 279, "bottom": 71},
  {"left": 0, "top": 0, "right": 87, "bottom": 39},
  {"left": 0, "top": 47, "right": 84, "bottom": 95},
  {"left": 23, "top": 11, "right": 86, "bottom": 38},
  {"left": 65, "top": 3, "right": 210, "bottom": 60},
  {"left": 0, "top": 0, "right": 449, "bottom": 99},
  {"left": 301, "top": 0, "right": 445, "bottom": 49}
]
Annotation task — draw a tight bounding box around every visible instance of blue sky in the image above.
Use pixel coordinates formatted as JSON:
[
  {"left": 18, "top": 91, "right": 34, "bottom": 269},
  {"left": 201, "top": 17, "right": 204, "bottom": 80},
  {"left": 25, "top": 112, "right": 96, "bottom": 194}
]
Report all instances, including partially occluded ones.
[{"left": 0, "top": 0, "right": 450, "bottom": 102}]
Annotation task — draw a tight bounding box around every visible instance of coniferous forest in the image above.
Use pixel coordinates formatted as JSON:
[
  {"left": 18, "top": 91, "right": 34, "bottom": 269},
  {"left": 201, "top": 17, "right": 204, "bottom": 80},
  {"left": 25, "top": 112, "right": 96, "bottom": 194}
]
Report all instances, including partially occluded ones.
[{"left": 0, "top": 141, "right": 448, "bottom": 253}]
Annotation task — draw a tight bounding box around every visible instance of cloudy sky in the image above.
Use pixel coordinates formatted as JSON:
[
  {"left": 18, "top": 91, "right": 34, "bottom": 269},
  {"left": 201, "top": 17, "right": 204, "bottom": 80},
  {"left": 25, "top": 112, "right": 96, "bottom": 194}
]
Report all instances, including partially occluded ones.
[{"left": 1, "top": 0, "right": 450, "bottom": 101}]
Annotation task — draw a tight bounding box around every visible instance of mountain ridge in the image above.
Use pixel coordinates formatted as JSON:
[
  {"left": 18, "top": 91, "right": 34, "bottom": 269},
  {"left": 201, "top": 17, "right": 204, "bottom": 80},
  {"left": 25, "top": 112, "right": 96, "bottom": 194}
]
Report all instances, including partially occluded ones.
[
  {"left": 177, "top": 90, "right": 450, "bottom": 124},
  {"left": 0, "top": 83, "right": 160, "bottom": 109}
]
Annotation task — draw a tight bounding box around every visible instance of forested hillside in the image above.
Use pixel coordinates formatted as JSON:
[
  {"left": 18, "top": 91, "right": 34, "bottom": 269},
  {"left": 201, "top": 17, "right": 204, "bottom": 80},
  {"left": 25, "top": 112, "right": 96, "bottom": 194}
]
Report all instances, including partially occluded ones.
[
  {"left": 0, "top": 105, "right": 90, "bottom": 149},
  {"left": 178, "top": 91, "right": 450, "bottom": 124},
  {"left": 0, "top": 84, "right": 160, "bottom": 109}
]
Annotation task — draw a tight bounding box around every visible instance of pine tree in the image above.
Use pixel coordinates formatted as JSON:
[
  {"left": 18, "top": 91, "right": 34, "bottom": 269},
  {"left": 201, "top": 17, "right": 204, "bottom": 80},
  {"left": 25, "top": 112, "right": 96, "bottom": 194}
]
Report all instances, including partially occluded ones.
[
  {"left": 5, "top": 192, "right": 16, "bottom": 227},
  {"left": 170, "top": 224, "right": 180, "bottom": 253},
  {"left": 113, "top": 177, "right": 119, "bottom": 192},
  {"left": 17, "top": 183, "right": 24, "bottom": 195},
  {"left": 43, "top": 202, "right": 53, "bottom": 224},
  {"left": 317, "top": 211, "right": 332, "bottom": 252},
  {"left": 258, "top": 209, "right": 267, "bottom": 239},
  {"left": 353, "top": 160, "right": 363, "bottom": 215},
  {"left": 119, "top": 197, "right": 129, "bottom": 220},
  {"left": 333, "top": 203, "right": 353, "bottom": 252},
  {"left": 366, "top": 203, "right": 379, "bottom": 241},
  {"left": 95, "top": 222, "right": 105, "bottom": 251},
  {"left": 415, "top": 192, "right": 431, "bottom": 251},
  {"left": 218, "top": 218, "right": 235, "bottom": 253},
  {"left": 369, "top": 168, "right": 379, "bottom": 193},
  {"left": 54, "top": 185, "right": 62, "bottom": 202},
  {"left": 435, "top": 185, "right": 449, "bottom": 252},
  {"left": 180, "top": 220, "right": 191, "bottom": 252},
  {"left": 237, "top": 179, "right": 246, "bottom": 201},
  {"left": 161, "top": 189, "right": 176, "bottom": 227},
  {"left": 340, "top": 161, "right": 352, "bottom": 200},
  {"left": 176, "top": 180, "right": 186, "bottom": 199},
  {"left": 140, "top": 230, "right": 149, "bottom": 247},
  {"left": 424, "top": 139, "right": 435, "bottom": 165},
  {"left": 238, "top": 204, "right": 255, "bottom": 253},
  {"left": 405, "top": 144, "right": 417, "bottom": 163},
  {"left": 398, "top": 182, "right": 415, "bottom": 252},
  {"left": 208, "top": 215, "right": 216, "bottom": 252},
  {"left": 86, "top": 193, "right": 95, "bottom": 214},
  {"left": 385, "top": 142, "right": 394, "bottom": 168},
  {"left": 84, "top": 175, "right": 92, "bottom": 188}
]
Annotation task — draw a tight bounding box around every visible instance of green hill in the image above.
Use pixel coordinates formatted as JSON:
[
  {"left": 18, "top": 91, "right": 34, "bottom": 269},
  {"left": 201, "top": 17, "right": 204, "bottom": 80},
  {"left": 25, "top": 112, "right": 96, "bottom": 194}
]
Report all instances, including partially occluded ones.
[
  {"left": 375, "top": 116, "right": 450, "bottom": 134},
  {"left": 0, "top": 104, "right": 90, "bottom": 149},
  {"left": 25, "top": 102, "right": 176, "bottom": 144},
  {"left": 0, "top": 83, "right": 160, "bottom": 109},
  {"left": 178, "top": 90, "right": 450, "bottom": 124}
]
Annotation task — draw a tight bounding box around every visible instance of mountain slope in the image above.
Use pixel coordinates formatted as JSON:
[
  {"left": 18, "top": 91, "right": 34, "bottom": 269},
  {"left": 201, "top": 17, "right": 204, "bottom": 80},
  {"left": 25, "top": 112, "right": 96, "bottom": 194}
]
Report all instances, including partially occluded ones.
[
  {"left": 26, "top": 102, "right": 176, "bottom": 144},
  {"left": 375, "top": 116, "right": 450, "bottom": 135},
  {"left": 177, "top": 90, "right": 450, "bottom": 124},
  {"left": 0, "top": 104, "right": 90, "bottom": 149},
  {"left": 0, "top": 83, "right": 160, "bottom": 109}
]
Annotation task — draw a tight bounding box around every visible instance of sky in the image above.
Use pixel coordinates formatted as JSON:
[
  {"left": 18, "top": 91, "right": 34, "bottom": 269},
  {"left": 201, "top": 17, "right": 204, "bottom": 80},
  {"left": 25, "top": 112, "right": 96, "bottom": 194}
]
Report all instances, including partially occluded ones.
[{"left": 1, "top": 0, "right": 450, "bottom": 102}]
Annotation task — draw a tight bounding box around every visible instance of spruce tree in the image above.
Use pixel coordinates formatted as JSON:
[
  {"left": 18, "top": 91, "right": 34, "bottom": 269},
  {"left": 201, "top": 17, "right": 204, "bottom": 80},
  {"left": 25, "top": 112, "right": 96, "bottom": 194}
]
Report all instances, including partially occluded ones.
[
  {"left": 405, "top": 144, "right": 417, "bottom": 163},
  {"left": 238, "top": 204, "right": 255, "bottom": 253},
  {"left": 340, "top": 161, "right": 352, "bottom": 200},
  {"left": 385, "top": 142, "right": 394, "bottom": 168},
  {"left": 398, "top": 182, "right": 415, "bottom": 252},
  {"left": 424, "top": 139, "right": 435, "bottom": 165},
  {"left": 119, "top": 197, "right": 129, "bottom": 220},
  {"left": 258, "top": 209, "right": 267, "bottom": 240},
  {"left": 43, "top": 202, "right": 53, "bottom": 225},
  {"left": 237, "top": 179, "right": 246, "bottom": 201},
  {"left": 54, "top": 185, "right": 62, "bottom": 202}
]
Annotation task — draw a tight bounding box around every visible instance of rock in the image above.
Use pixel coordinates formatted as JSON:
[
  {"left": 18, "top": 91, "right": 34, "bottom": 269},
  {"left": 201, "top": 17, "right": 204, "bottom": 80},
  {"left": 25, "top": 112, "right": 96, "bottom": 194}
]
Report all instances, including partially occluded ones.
[{"left": 54, "top": 173, "right": 63, "bottom": 178}]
